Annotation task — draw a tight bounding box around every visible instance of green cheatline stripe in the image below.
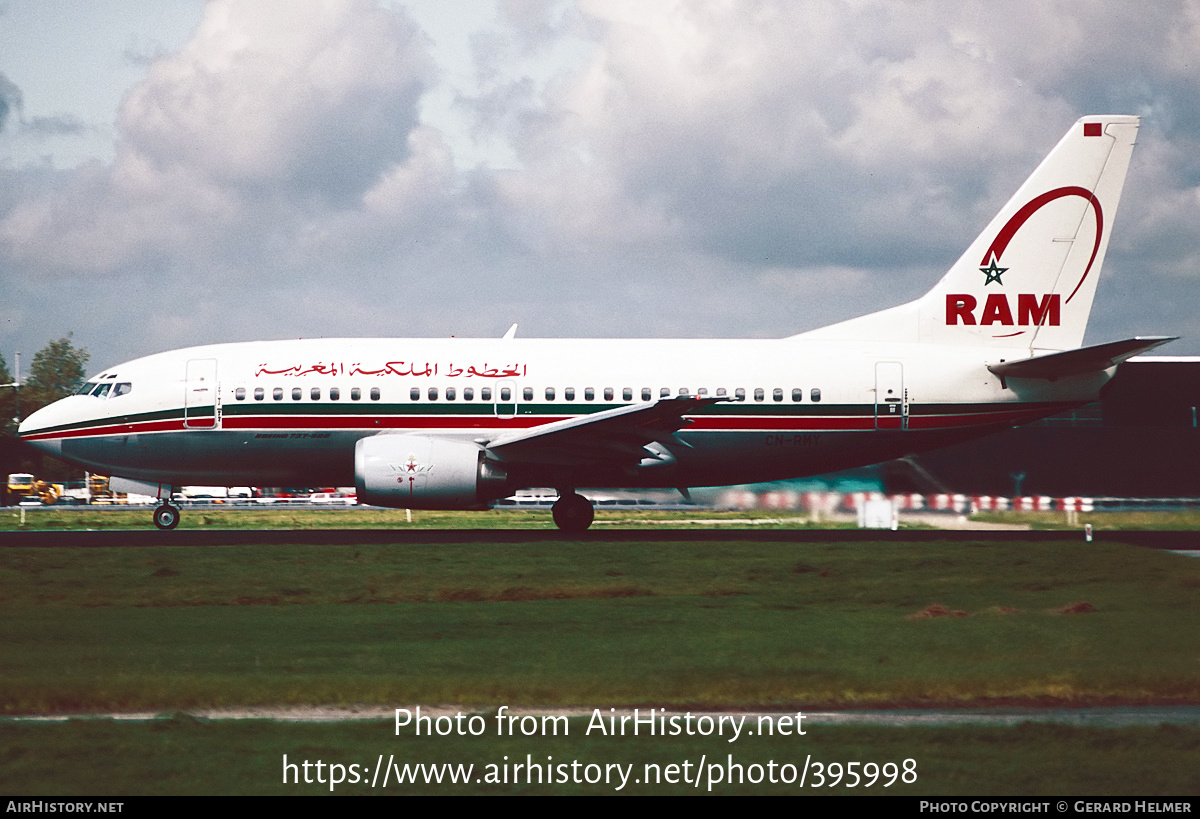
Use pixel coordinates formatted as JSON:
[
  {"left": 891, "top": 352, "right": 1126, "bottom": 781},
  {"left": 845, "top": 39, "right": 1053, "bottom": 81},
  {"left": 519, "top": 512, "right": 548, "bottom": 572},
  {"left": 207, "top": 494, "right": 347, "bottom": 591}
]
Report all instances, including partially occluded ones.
[{"left": 26, "top": 398, "right": 1080, "bottom": 437}]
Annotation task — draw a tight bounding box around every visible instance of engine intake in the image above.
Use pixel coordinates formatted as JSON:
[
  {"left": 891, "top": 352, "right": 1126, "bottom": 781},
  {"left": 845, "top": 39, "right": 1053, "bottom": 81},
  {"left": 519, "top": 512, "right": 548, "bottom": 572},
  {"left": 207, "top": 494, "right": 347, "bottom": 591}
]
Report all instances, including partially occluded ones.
[{"left": 355, "top": 434, "right": 508, "bottom": 510}]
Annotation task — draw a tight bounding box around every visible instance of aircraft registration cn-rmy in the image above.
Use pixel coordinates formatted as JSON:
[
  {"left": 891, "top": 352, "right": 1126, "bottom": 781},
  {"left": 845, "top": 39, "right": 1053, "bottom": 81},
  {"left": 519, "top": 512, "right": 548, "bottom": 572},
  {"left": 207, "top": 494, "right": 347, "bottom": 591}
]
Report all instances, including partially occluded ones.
[{"left": 18, "top": 115, "right": 1173, "bottom": 531}]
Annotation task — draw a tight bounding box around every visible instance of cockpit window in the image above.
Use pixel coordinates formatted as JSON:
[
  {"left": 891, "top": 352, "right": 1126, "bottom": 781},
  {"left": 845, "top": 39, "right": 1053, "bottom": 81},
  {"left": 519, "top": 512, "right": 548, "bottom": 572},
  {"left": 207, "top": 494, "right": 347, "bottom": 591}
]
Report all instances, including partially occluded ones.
[{"left": 74, "top": 376, "right": 131, "bottom": 398}]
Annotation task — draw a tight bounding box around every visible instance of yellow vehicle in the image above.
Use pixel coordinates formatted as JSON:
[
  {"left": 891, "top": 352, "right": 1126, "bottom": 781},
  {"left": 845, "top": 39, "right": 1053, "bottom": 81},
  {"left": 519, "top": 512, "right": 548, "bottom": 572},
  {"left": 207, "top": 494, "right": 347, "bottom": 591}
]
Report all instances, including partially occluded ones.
[
  {"left": 86, "top": 474, "right": 129, "bottom": 505},
  {"left": 5, "top": 473, "right": 35, "bottom": 506},
  {"left": 33, "top": 481, "right": 64, "bottom": 505}
]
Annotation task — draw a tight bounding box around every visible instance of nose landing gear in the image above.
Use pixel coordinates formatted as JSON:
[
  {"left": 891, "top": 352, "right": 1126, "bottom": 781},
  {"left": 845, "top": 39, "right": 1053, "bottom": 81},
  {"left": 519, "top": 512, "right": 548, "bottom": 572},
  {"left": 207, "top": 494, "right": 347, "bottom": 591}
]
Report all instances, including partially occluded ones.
[{"left": 153, "top": 490, "right": 181, "bottom": 531}]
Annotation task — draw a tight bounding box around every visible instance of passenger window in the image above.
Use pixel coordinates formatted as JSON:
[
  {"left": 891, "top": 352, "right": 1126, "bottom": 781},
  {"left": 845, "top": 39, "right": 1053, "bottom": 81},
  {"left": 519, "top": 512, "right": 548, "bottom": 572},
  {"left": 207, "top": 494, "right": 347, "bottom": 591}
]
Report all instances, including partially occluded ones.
[
  {"left": 545, "top": 387, "right": 555, "bottom": 401},
  {"left": 717, "top": 387, "right": 727, "bottom": 397},
  {"left": 792, "top": 388, "right": 803, "bottom": 402},
  {"left": 500, "top": 387, "right": 511, "bottom": 401},
  {"left": 463, "top": 387, "right": 474, "bottom": 401},
  {"left": 584, "top": 387, "right": 595, "bottom": 401},
  {"left": 773, "top": 388, "right": 783, "bottom": 402},
  {"left": 810, "top": 388, "right": 821, "bottom": 403},
  {"left": 330, "top": 387, "right": 340, "bottom": 401},
  {"left": 660, "top": 388, "right": 670, "bottom": 398},
  {"left": 754, "top": 388, "right": 764, "bottom": 402},
  {"left": 235, "top": 387, "right": 246, "bottom": 401},
  {"left": 310, "top": 387, "right": 321, "bottom": 401},
  {"left": 273, "top": 387, "right": 283, "bottom": 401},
  {"left": 254, "top": 387, "right": 265, "bottom": 401},
  {"left": 428, "top": 387, "right": 438, "bottom": 401},
  {"left": 351, "top": 388, "right": 361, "bottom": 401},
  {"left": 523, "top": 387, "right": 533, "bottom": 401},
  {"left": 370, "top": 387, "right": 381, "bottom": 401},
  {"left": 623, "top": 388, "right": 632, "bottom": 401},
  {"left": 678, "top": 388, "right": 689, "bottom": 396},
  {"left": 603, "top": 388, "right": 613, "bottom": 401},
  {"left": 446, "top": 387, "right": 456, "bottom": 401},
  {"left": 698, "top": 387, "right": 708, "bottom": 396},
  {"left": 641, "top": 388, "right": 651, "bottom": 401},
  {"left": 292, "top": 387, "right": 302, "bottom": 400},
  {"left": 410, "top": 387, "right": 420, "bottom": 401},
  {"left": 735, "top": 388, "right": 746, "bottom": 400},
  {"left": 565, "top": 388, "right": 575, "bottom": 401},
  {"left": 481, "top": 387, "right": 492, "bottom": 401}
]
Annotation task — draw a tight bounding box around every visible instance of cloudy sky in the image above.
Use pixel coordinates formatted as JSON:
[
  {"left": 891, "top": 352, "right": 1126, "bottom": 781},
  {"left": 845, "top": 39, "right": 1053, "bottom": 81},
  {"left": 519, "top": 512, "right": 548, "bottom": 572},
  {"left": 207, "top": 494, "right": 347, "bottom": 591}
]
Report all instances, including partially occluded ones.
[{"left": 1, "top": 0, "right": 1199, "bottom": 373}]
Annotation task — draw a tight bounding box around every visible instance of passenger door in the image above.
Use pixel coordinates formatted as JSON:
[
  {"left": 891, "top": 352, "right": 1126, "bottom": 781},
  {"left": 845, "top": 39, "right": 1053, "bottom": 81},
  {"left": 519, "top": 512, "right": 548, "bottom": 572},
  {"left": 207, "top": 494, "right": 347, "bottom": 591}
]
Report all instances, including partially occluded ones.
[{"left": 184, "top": 358, "right": 220, "bottom": 429}]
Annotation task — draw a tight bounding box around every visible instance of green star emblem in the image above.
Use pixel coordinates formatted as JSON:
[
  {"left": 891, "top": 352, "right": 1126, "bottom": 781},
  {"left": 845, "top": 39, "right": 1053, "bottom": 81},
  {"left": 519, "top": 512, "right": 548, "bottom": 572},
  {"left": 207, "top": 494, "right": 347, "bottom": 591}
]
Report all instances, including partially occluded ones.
[{"left": 980, "top": 257, "right": 1007, "bottom": 286}]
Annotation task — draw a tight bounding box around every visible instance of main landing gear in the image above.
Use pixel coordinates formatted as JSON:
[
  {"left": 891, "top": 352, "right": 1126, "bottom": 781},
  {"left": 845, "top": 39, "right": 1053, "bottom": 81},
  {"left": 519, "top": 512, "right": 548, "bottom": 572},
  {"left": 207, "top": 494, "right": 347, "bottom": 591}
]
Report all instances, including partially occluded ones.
[
  {"left": 551, "top": 492, "right": 594, "bottom": 533},
  {"left": 153, "top": 501, "right": 181, "bottom": 530}
]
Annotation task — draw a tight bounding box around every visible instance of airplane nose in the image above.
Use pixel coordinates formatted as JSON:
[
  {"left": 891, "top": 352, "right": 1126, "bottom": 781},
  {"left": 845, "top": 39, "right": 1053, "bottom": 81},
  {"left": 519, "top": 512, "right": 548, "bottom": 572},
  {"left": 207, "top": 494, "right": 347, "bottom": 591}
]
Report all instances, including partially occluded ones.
[
  {"left": 17, "top": 402, "right": 67, "bottom": 456},
  {"left": 18, "top": 405, "right": 48, "bottom": 436}
]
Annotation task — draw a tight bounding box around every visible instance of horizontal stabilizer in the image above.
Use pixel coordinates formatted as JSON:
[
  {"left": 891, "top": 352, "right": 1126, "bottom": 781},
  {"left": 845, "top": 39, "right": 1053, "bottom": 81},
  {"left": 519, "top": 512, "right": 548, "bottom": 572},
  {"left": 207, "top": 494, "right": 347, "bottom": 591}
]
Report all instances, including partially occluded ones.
[{"left": 987, "top": 336, "right": 1176, "bottom": 380}]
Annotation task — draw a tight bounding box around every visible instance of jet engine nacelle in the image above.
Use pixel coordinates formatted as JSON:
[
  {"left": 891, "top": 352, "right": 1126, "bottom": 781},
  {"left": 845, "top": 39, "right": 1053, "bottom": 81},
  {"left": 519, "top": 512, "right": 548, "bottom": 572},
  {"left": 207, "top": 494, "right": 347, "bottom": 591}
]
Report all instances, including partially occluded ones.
[{"left": 354, "top": 434, "right": 508, "bottom": 510}]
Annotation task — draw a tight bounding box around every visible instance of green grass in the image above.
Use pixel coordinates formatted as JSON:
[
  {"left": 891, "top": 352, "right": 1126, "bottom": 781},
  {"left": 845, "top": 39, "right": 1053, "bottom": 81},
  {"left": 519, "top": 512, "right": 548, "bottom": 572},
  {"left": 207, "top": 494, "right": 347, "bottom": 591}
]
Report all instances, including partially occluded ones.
[
  {"left": 972, "top": 509, "right": 1200, "bottom": 530},
  {"left": 2, "top": 538, "right": 1198, "bottom": 712},
  {"left": 8, "top": 504, "right": 1200, "bottom": 532},
  {"left": 3, "top": 535, "right": 1199, "bottom": 795},
  {"left": 0, "top": 506, "right": 859, "bottom": 531}
]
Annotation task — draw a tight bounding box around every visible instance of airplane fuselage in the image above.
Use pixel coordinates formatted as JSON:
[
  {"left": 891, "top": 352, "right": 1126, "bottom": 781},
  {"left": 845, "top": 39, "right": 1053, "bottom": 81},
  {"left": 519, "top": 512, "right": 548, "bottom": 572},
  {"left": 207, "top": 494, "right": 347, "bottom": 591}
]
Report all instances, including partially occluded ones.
[{"left": 19, "top": 336, "right": 1103, "bottom": 491}]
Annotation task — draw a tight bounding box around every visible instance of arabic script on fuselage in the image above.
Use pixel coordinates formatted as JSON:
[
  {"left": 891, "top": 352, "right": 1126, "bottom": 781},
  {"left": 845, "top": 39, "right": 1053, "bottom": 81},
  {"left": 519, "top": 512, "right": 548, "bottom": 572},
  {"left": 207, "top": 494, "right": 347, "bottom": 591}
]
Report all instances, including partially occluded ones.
[{"left": 254, "top": 362, "right": 528, "bottom": 379}]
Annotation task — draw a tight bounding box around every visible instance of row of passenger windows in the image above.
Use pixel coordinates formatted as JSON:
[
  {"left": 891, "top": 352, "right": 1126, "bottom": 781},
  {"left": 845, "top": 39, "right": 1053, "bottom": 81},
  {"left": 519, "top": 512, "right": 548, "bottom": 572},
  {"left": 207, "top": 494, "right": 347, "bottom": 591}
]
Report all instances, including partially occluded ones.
[
  {"left": 412, "top": 386, "right": 822, "bottom": 403},
  {"left": 235, "top": 386, "right": 381, "bottom": 402},
  {"left": 233, "top": 385, "right": 823, "bottom": 403}
]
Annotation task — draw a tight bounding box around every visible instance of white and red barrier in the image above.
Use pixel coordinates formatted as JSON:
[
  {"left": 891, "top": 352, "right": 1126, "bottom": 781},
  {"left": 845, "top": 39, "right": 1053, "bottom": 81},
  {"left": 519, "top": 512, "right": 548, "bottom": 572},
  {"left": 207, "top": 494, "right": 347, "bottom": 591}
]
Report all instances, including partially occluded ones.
[
  {"left": 713, "top": 489, "right": 1097, "bottom": 519},
  {"left": 930, "top": 494, "right": 968, "bottom": 513}
]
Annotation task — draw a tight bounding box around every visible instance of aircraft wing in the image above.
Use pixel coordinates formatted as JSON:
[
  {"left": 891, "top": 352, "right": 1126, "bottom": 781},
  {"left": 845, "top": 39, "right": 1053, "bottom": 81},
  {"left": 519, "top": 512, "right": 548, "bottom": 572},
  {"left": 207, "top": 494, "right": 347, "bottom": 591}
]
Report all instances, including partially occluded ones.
[
  {"left": 485, "top": 396, "right": 726, "bottom": 465},
  {"left": 987, "top": 336, "right": 1177, "bottom": 380}
]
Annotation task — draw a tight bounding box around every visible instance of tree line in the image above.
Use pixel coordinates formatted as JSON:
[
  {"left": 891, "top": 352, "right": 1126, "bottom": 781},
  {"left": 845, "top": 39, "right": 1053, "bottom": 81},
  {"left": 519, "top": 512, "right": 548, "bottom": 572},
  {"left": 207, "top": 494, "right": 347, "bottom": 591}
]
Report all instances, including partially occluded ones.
[{"left": 1, "top": 334, "right": 91, "bottom": 480}]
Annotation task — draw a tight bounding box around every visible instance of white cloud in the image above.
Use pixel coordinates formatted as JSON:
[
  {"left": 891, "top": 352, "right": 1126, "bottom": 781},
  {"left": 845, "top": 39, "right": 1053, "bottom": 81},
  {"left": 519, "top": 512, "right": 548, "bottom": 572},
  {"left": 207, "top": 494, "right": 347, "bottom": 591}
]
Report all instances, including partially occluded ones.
[
  {"left": 1, "top": 0, "right": 1199, "bottom": 368},
  {"left": 1, "top": 0, "right": 434, "bottom": 279}
]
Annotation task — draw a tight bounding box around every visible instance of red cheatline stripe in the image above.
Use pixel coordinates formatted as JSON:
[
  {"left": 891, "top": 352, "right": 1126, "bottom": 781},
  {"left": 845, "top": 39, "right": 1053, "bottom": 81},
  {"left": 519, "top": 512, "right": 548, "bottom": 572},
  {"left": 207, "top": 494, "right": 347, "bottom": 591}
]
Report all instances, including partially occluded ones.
[
  {"left": 689, "top": 416, "right": 873, "bottom": 431},
  {"left": 20, "top": 418, "right": 183, "bottom": 441}
]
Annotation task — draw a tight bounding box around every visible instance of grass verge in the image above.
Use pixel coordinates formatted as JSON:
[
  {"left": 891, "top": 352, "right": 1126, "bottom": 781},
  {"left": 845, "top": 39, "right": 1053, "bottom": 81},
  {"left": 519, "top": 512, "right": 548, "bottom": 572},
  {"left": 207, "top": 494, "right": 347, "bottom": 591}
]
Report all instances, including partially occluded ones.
[{"left": 2, "top": 538, "right": 1197, "bottom": 712}]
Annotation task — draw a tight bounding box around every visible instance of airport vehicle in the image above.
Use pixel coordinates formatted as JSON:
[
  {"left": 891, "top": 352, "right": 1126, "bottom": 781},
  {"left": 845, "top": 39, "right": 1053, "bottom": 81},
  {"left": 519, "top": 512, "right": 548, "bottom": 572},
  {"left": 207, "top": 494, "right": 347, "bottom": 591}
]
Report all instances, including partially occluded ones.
[
  {"left": 17, "top": 116, "right": 1171, "bottom": 531},
  {"left": 4, "top": 473, "right": 35, "bottom": 506}
]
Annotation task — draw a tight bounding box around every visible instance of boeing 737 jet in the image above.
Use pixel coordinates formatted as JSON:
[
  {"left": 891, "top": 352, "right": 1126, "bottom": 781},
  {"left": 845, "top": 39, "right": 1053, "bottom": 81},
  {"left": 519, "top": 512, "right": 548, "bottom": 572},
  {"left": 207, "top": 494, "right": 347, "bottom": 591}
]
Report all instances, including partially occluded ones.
[{"left": 18, "top": 115, "right": 1171, "bottom": 531}]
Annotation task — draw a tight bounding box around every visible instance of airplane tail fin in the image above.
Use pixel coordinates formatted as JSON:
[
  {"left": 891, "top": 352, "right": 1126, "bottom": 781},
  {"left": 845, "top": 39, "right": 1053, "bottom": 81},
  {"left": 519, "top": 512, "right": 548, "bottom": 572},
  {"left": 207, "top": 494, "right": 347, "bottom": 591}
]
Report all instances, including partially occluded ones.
[{"left": 795, "top": 116, "right": 1139, "bottom": 351}]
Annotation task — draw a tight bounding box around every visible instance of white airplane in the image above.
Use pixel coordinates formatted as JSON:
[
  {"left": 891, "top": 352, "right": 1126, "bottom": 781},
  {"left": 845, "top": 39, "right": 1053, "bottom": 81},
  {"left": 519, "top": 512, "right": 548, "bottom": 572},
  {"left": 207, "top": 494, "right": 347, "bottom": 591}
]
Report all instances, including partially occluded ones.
[{"left": 18, "top": 115, "right": 1172, "bottom": 531}]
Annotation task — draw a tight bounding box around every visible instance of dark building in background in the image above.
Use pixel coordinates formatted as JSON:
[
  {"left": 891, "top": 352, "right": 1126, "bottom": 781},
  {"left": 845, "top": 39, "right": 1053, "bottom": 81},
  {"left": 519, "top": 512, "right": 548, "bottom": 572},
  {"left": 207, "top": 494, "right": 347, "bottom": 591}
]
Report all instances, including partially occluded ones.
[{"left": 885, "top": 358, "right": 1200, "bottom": 498}]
